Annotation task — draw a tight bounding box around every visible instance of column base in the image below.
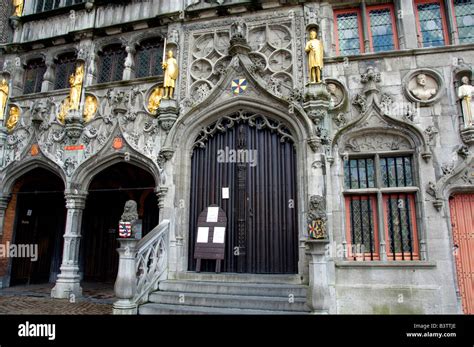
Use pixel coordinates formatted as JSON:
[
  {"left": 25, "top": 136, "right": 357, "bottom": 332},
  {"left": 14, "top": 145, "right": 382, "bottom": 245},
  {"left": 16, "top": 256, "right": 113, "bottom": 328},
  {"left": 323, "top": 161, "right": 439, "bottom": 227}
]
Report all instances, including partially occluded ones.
[
  {"left": 113, "top": 300, "right": 138, "bottom": 315},
  {"left": 51, "top": 277, "right": 82, "bottom": 299}
]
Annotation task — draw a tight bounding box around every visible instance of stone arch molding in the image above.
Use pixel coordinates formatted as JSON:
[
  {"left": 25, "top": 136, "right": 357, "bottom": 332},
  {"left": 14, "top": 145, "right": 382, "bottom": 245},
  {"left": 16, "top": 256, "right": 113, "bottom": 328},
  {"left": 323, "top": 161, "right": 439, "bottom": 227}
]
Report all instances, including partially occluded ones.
[
  {"left": 166, "top": 53, "right": 314, "bottom": 150},
  {"left": 332, "top": 66, "right": 431, "bottom": 161}
]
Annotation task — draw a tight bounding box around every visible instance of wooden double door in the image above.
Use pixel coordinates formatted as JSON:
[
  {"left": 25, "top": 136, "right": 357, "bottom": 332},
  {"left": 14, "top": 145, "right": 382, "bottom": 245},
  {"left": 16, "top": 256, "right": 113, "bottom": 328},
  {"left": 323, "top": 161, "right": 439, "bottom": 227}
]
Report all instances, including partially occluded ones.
[{"left": 189, "top": 115, "right": 299, "bottom": 274}]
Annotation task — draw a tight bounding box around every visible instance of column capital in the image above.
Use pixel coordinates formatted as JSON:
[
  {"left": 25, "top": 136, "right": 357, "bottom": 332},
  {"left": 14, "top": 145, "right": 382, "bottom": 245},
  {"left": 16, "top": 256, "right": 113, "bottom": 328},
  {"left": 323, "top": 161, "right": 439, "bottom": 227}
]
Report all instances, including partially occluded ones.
[{"left": 64, "top": 190, "right": 88, "bottom": 209}]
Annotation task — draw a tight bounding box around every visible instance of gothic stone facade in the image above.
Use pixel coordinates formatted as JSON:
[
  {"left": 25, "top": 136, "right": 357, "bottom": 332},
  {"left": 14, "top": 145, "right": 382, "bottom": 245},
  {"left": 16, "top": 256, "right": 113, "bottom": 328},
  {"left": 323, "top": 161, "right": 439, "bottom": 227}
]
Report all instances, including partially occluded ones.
[{"left": 0, "top": 0, "right": 473, "bottom": 314}]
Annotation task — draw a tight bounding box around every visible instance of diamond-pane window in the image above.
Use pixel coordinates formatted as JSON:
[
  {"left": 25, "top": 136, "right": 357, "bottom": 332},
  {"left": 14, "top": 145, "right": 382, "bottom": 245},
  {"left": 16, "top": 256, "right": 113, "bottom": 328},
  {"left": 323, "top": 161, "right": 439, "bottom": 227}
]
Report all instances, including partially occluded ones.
[
  {"left": 416, "top": 2, "right": 446, "bottom": 47},
  {"left": 336, "top": 11, "right": 362, "bottom": 55},
  {"left": 346, "top": 195, "right": 377, "bottom": 259},
  {"left": 54, "top": 52, "right": 77, "bottom": 90},
  {"left": 136, "top": 38, "right": 164, "bottom": 78},
  {"left": 369, "top": 8, "right": 395, "bottom": 52},
  {"left": 454, "top": 0, "right": 474, "bottom": 43},
  {"left": 98, "top": 44, "right": 126, "bottom": 84},
  {"left": 23, "top": 58, "right": 46, "bottom": 94},
  {"left": 385, "top": 194, "right": 418, "bottom": 260}
]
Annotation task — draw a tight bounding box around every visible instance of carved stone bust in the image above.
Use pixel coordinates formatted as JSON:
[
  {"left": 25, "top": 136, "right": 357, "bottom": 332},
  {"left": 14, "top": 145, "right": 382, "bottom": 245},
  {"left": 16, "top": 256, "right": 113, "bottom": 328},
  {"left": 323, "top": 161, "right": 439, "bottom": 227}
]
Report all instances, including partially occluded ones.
[
  {"left": 409, "top": 73, "right": 438, "bottom": 101},
  {"left": 121, "top": 200, "right": 139, "bottom": 223}
]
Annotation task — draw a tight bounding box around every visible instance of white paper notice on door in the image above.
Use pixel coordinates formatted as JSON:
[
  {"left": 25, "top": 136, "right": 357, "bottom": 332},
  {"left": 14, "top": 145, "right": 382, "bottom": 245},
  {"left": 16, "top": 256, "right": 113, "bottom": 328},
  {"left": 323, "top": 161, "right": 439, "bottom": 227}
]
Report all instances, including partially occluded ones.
[
  {"left": 212, "top": 227, "right": 226, "bottom": 243},
  {"left": 196, "top": 227, "right": 209, "bottom": 243},
  {"left": 206, "top": 207, "right": 219, "bottom": 222},
  {"left": 222, "top": 187, "right": 229, "bottom": 199}
]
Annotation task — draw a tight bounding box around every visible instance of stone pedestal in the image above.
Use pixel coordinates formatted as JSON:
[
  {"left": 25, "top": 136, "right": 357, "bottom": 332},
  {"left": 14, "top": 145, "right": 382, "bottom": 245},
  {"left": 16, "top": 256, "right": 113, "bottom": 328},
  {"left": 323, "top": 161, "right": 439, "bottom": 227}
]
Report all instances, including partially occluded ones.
[
  {"left": 158, "top": 99, "right": 179, "bottom": 132},
  {"left": 113, "top": 238, "right": 139, "bottom": 315},
  {"left": 51, "top": 191, "right": 87, "bottom": 299},
  {"left": 305, "top": 239, "right": 331, "bottom": 314},
  {"left": 460, "top": 126, "right": 474, "bottom": 145}
]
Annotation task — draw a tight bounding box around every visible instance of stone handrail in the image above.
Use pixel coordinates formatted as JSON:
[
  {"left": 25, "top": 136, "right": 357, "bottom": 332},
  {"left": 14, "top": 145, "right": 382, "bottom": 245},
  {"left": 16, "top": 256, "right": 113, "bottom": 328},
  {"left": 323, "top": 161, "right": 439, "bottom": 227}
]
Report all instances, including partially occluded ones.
[{"left": 113, "top": 219, "right": 169, "bottom": 315}]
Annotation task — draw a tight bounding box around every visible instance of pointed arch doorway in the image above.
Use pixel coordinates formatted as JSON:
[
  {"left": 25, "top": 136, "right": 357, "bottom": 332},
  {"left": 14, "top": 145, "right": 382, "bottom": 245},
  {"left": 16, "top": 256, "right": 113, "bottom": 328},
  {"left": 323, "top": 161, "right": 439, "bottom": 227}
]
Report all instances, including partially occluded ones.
[{"left": 188, "top": 112, "right": 299, "bottom": 274}]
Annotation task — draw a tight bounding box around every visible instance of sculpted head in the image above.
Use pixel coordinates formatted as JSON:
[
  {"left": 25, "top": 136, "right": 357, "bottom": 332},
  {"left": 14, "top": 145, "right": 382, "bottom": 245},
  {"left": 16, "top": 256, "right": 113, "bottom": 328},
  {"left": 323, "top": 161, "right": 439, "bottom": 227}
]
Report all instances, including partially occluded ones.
[
  {"left": 167, "top": 50, "right": 174, "bottom": 59},
  {"left": 461, "top": 76, "right": 470, "bottom": 85},
  {"left": 416, "top": 74, "right": 427, "bottom": 87},
  {"left": 309, "top": 29, "right": 318, "bottom": 40}
]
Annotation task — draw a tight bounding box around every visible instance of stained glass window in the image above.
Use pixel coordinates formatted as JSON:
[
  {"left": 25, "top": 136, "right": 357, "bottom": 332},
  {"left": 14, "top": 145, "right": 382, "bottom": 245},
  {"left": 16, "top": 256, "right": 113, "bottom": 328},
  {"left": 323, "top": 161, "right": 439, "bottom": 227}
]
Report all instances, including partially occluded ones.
[
  {"left": 23, "top": 58, "right": 46, "bottom": 94},
  {"left": 385, "top": 194, "right": 416, "bottom": 260},
  {"left": 380, "top": 156, "right": 413, "bottom": 187},
  {"left": 348, "top": 196, "right": 376, "bottom": 259},
  {"left": 336, "top": 12, "right": 362, "bottom": 55},
  {"left": 344, "top": 158, "right": 375, "bottom": 189},
  {"left": 416, "top": 2, "right": 446, "bottom": 47},
  {"left": 97, "top": 44, "right": 126, "bottom": 84},
  {"left": 454, "top": 0, "right": 474, "bottom": 43},
  {"left": 54, "top": 52, "right": 77, "bottom": 90},
  {"left": 369, "top": 8, "right": 395, "bottom": 52},
  {"left": 35, "top": 0, "right": 82, "bottom": 12},
  {"left": 136, "top": 38, "right": 164, "bottom": 78}
]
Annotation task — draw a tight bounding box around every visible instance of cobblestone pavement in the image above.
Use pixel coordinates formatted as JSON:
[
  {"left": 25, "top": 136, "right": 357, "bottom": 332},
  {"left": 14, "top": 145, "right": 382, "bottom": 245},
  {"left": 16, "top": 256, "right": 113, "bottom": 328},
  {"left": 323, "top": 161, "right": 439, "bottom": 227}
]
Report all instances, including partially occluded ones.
[{"left": 0, "top": 283, "right": 114, "bottom": 315}]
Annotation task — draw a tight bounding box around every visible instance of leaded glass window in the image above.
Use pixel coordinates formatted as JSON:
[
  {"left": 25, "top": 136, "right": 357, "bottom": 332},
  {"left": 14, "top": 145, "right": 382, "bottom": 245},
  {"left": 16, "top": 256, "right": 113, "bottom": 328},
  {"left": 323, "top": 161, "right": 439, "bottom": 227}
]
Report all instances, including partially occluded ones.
[
  {"left": 369, "top": 8, "right": 395, "bottom": 52},
  {"left": 35, "top": 0, "right": 61, "bottom": 13},
  {"left": 97, "top": 44, "right": 126, "bottom": 84},
  {"left": 380, "top": 156, "right": 413, "bottom": 187},
  {"left": 454, "top": 0, "right": 474, "bottom": 43},
  {"left": 23, "top": 58, "right": 46, "bottom": 94},
  {"left": 54, "top": 52, "right": 77, "bottom": 90},
  {"left": 416, "top": 2, "right": 446, "bottom": 47},
  {"left": 136, "top": 38, "right": 164, "bottom": 78},
  {"left": 336, "top": 12, "right": 362, "bottom": 55},
  {"left": 385, "top": 194, "right": 417, "bottom": 260},
  {"left": 344, "top": 158, "right": 375, "bottom": 189},
  {"left": 347, "top": 196, "right": 377, "bottom": 259}
]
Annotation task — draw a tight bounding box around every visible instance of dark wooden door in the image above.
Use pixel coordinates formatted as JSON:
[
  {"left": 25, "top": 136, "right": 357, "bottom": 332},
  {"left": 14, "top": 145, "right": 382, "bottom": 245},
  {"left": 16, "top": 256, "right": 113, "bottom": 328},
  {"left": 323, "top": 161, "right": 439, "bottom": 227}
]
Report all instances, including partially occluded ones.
[
  {"left": 189, "top": 114, "right": 298, "bottom": 274},
  {"left": 11, "top": 192, "right": 66, "bottom": 285}
]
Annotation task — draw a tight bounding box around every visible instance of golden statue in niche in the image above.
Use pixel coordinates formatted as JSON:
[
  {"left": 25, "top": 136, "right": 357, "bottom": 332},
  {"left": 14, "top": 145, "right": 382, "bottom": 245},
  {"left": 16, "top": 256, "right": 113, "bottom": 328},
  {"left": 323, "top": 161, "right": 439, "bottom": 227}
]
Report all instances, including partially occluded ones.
[
  {"left": 57, "top": 97, "right": 70, "bottom": 124},
  {"left": 305, "top": 29, "right": 324, "bottom": 83},
  {"left": 69, "top": 63, "right": 84, "bottom": 111},
  {"left": 162, "top": 50, "right": 179, "bottom": 99},
  {"left": 13, "top": 0, "right": 23, "bottom": 17},
  {"left": 6, "top": 106, "right": 20, "bottom": 132},
  {"left": 0, "top": 78, "right": 9, "bottom": 121},
  {"left": 148, "top": 87, "right": 163, "bottom": 114},
  {"left": 83, "top": 95, "right": 98, "bottom": 123}
]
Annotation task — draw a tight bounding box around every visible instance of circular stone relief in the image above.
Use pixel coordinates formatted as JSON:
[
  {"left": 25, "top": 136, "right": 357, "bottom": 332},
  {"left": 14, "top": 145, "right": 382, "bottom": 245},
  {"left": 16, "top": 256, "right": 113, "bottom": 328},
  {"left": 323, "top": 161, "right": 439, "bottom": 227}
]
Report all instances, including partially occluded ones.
[
  {"left": 190, "top": 58, "right": 213, "bottom": 81},
  {"left": 325, "top": 79, "right": 346, "bottom": 109},
  {"left": 193, "top": 34, "right": 214, "bottom": 59},
  {"left": 403, "top": 69, "right": 444, "bottom": 105},
  {"left": 248, "top": 27, "right": 266, "bottom": 52},
  {"left": 268, "top": 49, "right": 292, "bottom": 73},
  {"left": 267, "top": 25, "right": 292, "bottom": 49}
]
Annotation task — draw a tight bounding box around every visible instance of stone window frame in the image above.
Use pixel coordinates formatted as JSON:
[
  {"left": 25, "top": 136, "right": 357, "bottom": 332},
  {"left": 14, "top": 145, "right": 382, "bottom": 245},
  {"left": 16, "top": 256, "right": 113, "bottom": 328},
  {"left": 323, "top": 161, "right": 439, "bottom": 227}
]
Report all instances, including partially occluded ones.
[
  {"left": 333, "top": 3, "right": 400, "bottom": 56},
  {"left": 23, "top": 56, "right": 47, "bottom": 95},
  {"left": 342, "top": 150, "right": 422, "bottom": 262},
  {"left": 96, "top": 43, "right": 127, "bottom": 85},
  {"left": 450, "top": 0, "right": 474, "bottom": 44},
  {"left": 413, "top": 0, "right": 450, "bottom": 47},
  {"left": 134, "top": 37, "right": 165, "bottom": 79}
]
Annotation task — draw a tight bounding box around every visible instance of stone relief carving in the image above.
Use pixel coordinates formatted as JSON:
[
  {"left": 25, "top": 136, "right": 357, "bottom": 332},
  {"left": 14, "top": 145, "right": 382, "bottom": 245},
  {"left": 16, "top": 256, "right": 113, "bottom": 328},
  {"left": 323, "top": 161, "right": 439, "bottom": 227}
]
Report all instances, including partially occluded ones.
[
  {"left": 403, "top": 69, "right": 444, "bottom": 106},
  {"left": 307, "top": 195, "right": 327, "bottom": 239},
  {"left": 344, "top": 134, "right": 412, "bottom": 153}
]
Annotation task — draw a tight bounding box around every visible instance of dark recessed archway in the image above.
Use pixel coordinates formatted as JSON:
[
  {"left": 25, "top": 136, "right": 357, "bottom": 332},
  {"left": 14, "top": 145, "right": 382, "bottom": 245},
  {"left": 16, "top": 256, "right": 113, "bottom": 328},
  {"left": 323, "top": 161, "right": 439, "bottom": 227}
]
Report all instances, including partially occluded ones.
[
  {"left": 80, "top": 162, "right": 158, "bottom": 283},
  {"left": 10, "top": 168, "right": 66, "bottom": 286}
]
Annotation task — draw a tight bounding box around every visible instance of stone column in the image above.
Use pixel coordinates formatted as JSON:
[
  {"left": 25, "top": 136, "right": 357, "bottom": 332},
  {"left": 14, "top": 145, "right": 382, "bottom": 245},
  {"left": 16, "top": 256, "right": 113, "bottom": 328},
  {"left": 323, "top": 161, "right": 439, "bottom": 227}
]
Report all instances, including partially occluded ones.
[
  {"left": 397, "top": 0, "right": 419, "bottom": 49},
  {"left": 122, "top": 46, "right": 136, "bottom": 81},
  {"left": 113, "top": 238, "right": 138, "bottom": 315},
  {"left": 51, "top": 191, "right": 87, "bottom": 299},
  {"left": 41, "top": 58, "right": 54, "bottom": 92},
  {"left": 0, "top": 194, "right": 11, "bottom": 236},
  {"left": 306, "top": 239, "right": 332, "bottom": 314}
]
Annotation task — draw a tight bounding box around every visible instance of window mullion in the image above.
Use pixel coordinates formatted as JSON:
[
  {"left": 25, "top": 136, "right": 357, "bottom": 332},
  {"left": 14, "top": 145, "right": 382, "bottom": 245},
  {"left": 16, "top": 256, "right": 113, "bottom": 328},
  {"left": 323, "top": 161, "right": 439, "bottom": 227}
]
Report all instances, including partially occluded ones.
[
  {"left": 375, "top": 153, "right": 387, "bottom": 261},
  {"left": 445, "top": 0, "right": 459, "bottom": 44},
  {"left": 360, "top": 1, "right": 371, "bottom": 52}
]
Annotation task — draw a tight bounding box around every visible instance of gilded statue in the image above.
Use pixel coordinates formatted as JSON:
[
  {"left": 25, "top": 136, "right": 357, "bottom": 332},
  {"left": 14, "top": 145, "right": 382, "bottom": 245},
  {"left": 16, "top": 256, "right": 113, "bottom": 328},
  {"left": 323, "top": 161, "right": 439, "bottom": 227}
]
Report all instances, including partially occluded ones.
[
  {"left": 13, "top": 0, "right": 23, "bottom": 17},
  {"left": 458, "top": 76, "right": 474, "bottom": 127},
  {"left": 148, "top": 87, "right": 163, "bottom": 114},
  {"left": 83, "top": 95, "right": 98, "bottom": 123},
  {"left": 305, "top": 29, "right": 324, "bottom": 84},
  {"left": 69, "top": 63, "right": 84, "bottom": 111},
  {"left": 162, "top": 50, "right": 179, "bottom": 99},
  {"left": 0, "top": 78, "right": 8, "bottom": 121},
  {"left": 6, "top": 106, "right": 20, "bottom": 132},
  {"left": 57, "top": 97, "right": 70, "bottom": 124}
]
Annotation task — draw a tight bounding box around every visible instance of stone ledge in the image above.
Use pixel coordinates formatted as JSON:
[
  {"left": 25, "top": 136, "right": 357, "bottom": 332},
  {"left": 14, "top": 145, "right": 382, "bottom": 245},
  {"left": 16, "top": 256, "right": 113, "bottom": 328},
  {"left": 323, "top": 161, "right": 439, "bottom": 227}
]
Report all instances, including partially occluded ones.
[{"left": 335, "top": 260, "right": 437, "bottom": 269}]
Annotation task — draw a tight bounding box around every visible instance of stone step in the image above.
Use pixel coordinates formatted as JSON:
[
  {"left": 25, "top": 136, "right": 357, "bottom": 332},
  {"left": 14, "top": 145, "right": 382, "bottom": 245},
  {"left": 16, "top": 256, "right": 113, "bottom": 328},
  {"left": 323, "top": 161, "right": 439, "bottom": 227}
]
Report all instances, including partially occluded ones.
[
  {"left": 159, "top": 280, "right": 307, "bottom": 298},
  {"left": 148, "top": 291, "right": 310, "bottom": 312},
  {"left": 170, "top": 272, "right": 302, "bottom": 284},
  {"left": 139, "top": 303, "right": 309, "bottom": 315}
]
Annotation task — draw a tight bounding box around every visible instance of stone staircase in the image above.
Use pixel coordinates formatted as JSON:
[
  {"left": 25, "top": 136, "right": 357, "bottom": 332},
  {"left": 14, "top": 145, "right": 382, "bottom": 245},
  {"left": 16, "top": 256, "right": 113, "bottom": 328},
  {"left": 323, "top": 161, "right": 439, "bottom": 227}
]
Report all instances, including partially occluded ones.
[{"left": 139, "top": 273, "right": 311, "bottom": 315}]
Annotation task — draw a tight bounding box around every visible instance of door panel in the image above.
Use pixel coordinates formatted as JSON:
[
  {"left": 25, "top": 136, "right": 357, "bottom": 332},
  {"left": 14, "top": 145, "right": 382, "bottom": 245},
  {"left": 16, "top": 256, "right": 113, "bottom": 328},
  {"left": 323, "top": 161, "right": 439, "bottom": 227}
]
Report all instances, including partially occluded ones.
[
  {"left": 449, "top": 194, "right": 474, "bottom": 314},
  {"left": 189, "top": 116, "right": 298, "bottom": 274}
]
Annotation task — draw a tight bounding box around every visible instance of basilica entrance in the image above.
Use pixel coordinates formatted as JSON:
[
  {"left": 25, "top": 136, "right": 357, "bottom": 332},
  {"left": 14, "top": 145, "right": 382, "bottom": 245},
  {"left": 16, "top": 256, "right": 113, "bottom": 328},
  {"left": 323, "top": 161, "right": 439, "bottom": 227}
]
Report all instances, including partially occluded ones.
[
  {"left": 80, "top": 162, "right": 158, "bottom": 282},
  {"left": 10, "top": 168, "right": 66, "bottom": 285},
  {"left": 188, "top": 113, "right": 299, "bottom": 274}
]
